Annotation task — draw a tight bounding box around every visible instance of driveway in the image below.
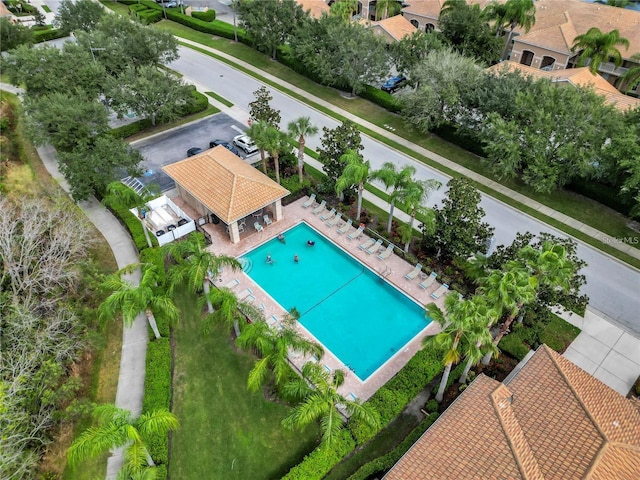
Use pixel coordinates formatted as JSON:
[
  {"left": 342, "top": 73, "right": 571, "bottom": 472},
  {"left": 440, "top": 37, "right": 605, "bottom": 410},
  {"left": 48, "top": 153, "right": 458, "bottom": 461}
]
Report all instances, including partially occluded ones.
[{"left": 131, "top": 113, "right": 255, "bottom": 191}]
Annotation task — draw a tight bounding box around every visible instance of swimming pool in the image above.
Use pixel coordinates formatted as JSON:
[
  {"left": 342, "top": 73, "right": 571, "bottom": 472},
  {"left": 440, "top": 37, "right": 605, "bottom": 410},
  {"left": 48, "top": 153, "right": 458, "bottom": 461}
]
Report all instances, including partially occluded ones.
[{"left": 241, "top": 222, "right": 431, "bottom": 381}]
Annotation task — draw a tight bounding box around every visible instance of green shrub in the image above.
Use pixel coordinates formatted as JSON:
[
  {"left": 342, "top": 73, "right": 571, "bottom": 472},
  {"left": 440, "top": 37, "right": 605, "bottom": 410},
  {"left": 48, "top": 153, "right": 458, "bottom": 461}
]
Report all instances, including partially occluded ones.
[
  {"left": 279, "top": 175, "right": 311, "bottom": 197},
  {"left": 33, "top": 28, "right": 65, "bottom": 43},
  {"left": 153, "top": 465, "right": 167, "bottom": 480},
  {"left": 110, "top": 118, "right": 153, "bottom": 139},
  {"left": 110, "top": 206, "right": 157, "bottom": 251},
  {"left": 128, "top": 3, "right": 148, "bottom": 12},
  {"left": 192, "top": 9, "right": 216, "bottom": 22},
  {"left": 282, "top": 430, "right": 355, "bottom": 480},
  {"left": 161, "top": 7, "right": 251, "bottom": 44},
  {"left": 347, "top": 413, "right": 439, "bottom": 480},
  {"left": 425, "top": 399, "right": 438, "bottom": 413},
  {"left": 137, "top": 9, "right": 162, "bottom": 24},
  {"left": 567, "top": 177, "right": 635, "bottom": 217},
  {"left": 175, "top": 85, "right": 209, "bottom": 116},
  {"left": 143, "top": 337, "right": 172, "bottom": 465},
  {"left": 359, "top": 85, "right": 402, "bottom": 113},
  {"left": 499, "top": 333, "right": 530, "bottom": 361}
]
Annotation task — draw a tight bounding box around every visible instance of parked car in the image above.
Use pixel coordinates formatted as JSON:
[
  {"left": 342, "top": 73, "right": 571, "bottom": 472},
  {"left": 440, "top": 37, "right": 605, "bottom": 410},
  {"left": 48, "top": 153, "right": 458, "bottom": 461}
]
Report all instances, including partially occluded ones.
[
  {"left": 381, "top": 75, "right": 407, "bottom": 93},
  {"left": 233, "top": 134, "right": 258, "bottom": 154},
  {"left": 209, "top": 139, "right": 241, "bottom": 156},
  {"left": 187, "top": 147, "right": 204, "bottom": 157}
]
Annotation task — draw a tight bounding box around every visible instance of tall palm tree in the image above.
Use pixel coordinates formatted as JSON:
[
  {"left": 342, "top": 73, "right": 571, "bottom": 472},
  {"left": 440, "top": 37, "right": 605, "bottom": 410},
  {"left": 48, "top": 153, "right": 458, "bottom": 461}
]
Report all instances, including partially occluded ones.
[
  {"left": 202, "top": 285, "right": 260, "bottom": 338},
  {"left": 282, "top": 362, "right": 380, "bottom": 447},
  {"left": 520, "top": 241, "right": 573, "bottom": 293},
  {"left": 162, "top": 232, "right": 241, "bottom": 314},
  {"left": 375, "top": 0, "right": 401, "bottom": 21},
  {"left": 484, "top": 0, "right": 536, "bottom": 60},
  {"left": 457, "top": 297, "right": 499, "bottom": 383},
  {"left": 262, "top": 125, "right": 288, "bottom": 184},
  {"left": 620, "top": 53, "right": 640, "bottom": 92},
  {"left": 425, "top": 294, "right": 483, "bottom": 402},
  {"left": 571, "top": 27, "right": 630, "bottom": 75},
  {"left": 397, "top": 178, "right": 441, "bottom": 252},
  {"left": 330, "top": 0, "right": 358, "bottom": 22},
  {"left": 67, "top": 404, "right": 178, "bottom": 475},
  {"left": 371, "top": 162, "right": 416, "bottom": 233},
  {"left": 287, "top": 116, "right": 318, "bottom": 184},
  {"left": 335, "top": 150, "right": 371, "bottom": 221},
  {"left": 99, "top": 263, "right": 178, "bottom": 339},
  {"left": 237, "top": 314, "right": 324, "bottom": 392},
  {"left": 245, "top": 120, "right": 270, "bottom": 174}
]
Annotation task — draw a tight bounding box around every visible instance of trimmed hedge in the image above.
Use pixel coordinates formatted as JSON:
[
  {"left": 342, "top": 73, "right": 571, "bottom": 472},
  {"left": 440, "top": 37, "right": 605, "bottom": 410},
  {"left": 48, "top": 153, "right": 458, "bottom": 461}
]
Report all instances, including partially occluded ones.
[
  {"left": 567, "top": 177, "right": 635, "bottom": 217},
  {"left": 110, "top": 119, "right": 153, "bottom": 140},
  {"left": 282, "top": 430, "right": 356, "bottom": 480},
  {"left": 499, "top": 333, "right": 531, "bottom": 361},
  {"left": 33, "top": 28, "right": 65, "bottom": 43},
  {"left": 347, "top": 413, "right": 439, "bottom": 480},
  {"left": 191, "top": 9, "right": 216, "bottom": 22},
  {"left": 111, "top": 206, "right": 158, "bottom": 252},
  {"left": 138, "top": 9, "right": 163, "bottom": 24},
  {"left": 359, "top": 85, "right": 402, "bottom": 114}
]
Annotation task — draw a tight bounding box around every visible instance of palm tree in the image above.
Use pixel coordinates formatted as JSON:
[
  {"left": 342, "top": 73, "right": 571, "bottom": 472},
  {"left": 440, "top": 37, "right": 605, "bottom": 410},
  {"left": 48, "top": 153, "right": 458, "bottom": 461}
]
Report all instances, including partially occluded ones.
[
  {"left": 484, "top": 0, "right": 536, "bottom": 60},
  {"left": 457, "top": 297, "right": 499, "bottom": 383},
  {"left": 330, "top": 0, "right": 358, "bottom": 22},
  {"left": 335, "top": 150, "right": 371, "bottom": 221},
  {"left": 620, "top": 53, "right": 640, "bottom": 92},
  {"left": 397, "top": 178, "right": 441, "bottom": 252},
  {"left": 375, "top": 0, "right": 401, "bottom": 21},
  {"left": 262, "top": 125, "right": 288, "bottom": 184},
  {"left": 162, "top": 232, "right": 241, "bottom": 314},
  {"left": 99, "top": 263, "right": 178, "bottom": 339},
  {"left": 520, "top": 241, "right": 573, "bottom": 293},
  {"left": 237, "top": 313, "right": 324, "bottom": 392},
  {"left": 287, "top": 116, "right": 318, "bottom": 184},
  {"left": 202, "top": 285, "right": 260, "bottom": 338},
  {"left": 571, "top": 27, "right": 630, "bottom": 75},
  {"left": 246, "top": 120, "right": 270, "bottom": 174},
  {"left": 425, "top": 294, "right": 482, "bottom": 402},
  {"left": 282, "top": 362, "right": 380, "bottom": 447},
  {"left": 371, "top": 162, "right": 416, "bottom": 233},
  {"left": 67, "top": 404, "right": 178, "bottom": 475},
  {"left": 102, "top": 181, "right": 158, "bottom": 249}
]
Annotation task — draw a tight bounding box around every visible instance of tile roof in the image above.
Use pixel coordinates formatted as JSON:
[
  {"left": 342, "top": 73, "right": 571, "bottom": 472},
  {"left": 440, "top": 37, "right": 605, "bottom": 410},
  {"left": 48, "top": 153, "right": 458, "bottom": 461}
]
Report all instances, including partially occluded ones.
[
  {"left": 162, "top": 146, "right": 289, "bottom": 225},
  {"left": 384, "top": 345, "right": 640, "bottom": 480},
  {"left": 487, "top": 61, "right": 640, "bottom": 111},
  {"left": 402, "top": 0, "right": 447, "bottom": 19},
  {"left": 296, "top": 0, "right": 330, "bottom": 19},
  {"left": 371, "top": 14, "right": 418, "bottom": 41}
]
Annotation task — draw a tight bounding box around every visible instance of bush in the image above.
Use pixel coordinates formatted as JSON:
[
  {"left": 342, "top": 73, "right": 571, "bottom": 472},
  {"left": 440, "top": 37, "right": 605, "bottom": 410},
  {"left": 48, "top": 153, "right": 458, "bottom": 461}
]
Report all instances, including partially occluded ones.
[
  {"left": 499, "top": 332, "right": 530, "bottom": 361},
  {"left": 282, "top": 430, "right": 355, "bottom": 480},
  {"left": 359, "top": 85, "right": 402, "bottom": 113},
  {"left": 279, "top": 175, "right": 311, "bottom": 197},
  {"left": 143, "top": 337, "right": 172, "bottom": 465},
  {"left": 110, "top": 118, "right": 153, "bottom": 139},
  {"left": 425, "top": 399, "right": 439, "bottom": 413},
  {"left": 433, "top": 124, "right": 486, "bottom": 157},
  {"left": 137, "top": 9, "right": 163, "bottom": 24},
  {"left": 109, "top": 206, "right": 157, "bottom": 251},
  {"left": 567, "top": 178, "right": 635, "bottom": 217},
  {"left": 128, "top": 3, "right": 148, "bottom": 12},
  {"left": 192, "top": 9, "right": 216, "bottom": 22},
  {"left": 33, "top": 28, "right": 65, "bottom": 43},
  {"left": 175, "top": 85, "right": 209, "bottom": 117}
]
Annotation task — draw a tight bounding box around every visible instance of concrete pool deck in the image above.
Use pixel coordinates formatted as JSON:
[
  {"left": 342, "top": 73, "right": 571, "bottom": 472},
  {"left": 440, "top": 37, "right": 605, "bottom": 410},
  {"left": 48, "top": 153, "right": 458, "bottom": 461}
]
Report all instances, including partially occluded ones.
[{"left": 170, "top": 194, "right": 445, "bottom": 401}]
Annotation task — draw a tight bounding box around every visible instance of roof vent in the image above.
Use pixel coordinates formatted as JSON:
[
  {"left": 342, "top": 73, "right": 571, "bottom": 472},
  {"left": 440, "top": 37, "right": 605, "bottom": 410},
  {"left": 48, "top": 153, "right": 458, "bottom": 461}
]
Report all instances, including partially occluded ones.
[{"left": 613, "top": 421, "right": 620, "bottom": 428}]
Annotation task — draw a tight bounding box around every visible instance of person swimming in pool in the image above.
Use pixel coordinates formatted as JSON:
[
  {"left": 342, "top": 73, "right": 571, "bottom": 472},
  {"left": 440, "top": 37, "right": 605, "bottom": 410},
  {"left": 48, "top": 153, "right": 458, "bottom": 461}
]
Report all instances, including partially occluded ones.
[
  {"left": 266, "top": 253, "right": 273, "bottom": 264},
  {"left": 278, "top": 233, "right": 286, "bottom": 243},
  {"left": 294, "top": 254, "right": 299, "bottom": 263},
  {"left": 307, "top": 240, "right": 315, "bottom": 246}
]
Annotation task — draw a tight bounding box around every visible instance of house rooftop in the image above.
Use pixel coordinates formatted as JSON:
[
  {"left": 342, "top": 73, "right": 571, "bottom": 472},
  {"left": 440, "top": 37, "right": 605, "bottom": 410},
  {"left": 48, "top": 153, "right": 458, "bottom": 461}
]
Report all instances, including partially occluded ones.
[
  {"left": 162, "top": 146, "right": 289, "bottom": 225},
  {"left": 384, "top": 345, "right": 640, "bottom": 480},
  {"left": 371, "top": 14, "right": 417, "bottom": 41},
  {"left": 296, "top": 0, "right": 330, "bottom": 19}
]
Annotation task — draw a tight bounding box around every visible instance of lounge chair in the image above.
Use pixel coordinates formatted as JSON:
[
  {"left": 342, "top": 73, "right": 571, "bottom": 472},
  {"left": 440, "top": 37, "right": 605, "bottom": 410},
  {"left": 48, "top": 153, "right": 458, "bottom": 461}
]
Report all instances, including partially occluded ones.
[
  {"left": 359, "top": 238, "right": 376, "bottom": 251},
  {"left": 311, "top": 200, "right": 326, "bottom": 215},
  {"left": 326, "top": 212, "right": 342, "bottom": 227},
  {"left": 237, "top": 288, "right": 254, "bottom": 302},
  {"left": 267, "top": 315, "right": 278, "bottom": 326},
  {"left": 347, "top": 225, "right": 364, "bottom": 240},
  {"left": 419, "top": 272, "right": 438, "bottom": 290},
  {"left": 254, "top": 222, "right": 263, "bottom": 232},
  {"left": 223, "top": 278, "right": 239, "bottom": 290},
  {"left": 366, "top": 239, "right": 383, "bottom": 255},
  {"left": 302, "top": 194, "right": 316, "bottom": 208},
  {"left": 348, "top": 392, "right": 358, "bottom": 401},
  {"left": 263, "top": 214, "right": 272, "bottom": 226},
  {"left": 324, "top": 364, "right": 332, "bottom": 373},
  {"left": 337, "top": 219, "right": 353, "bottom": 234},
  {"left": 320, "top": 208, "right": 336, "bottom": 221},
  {"left": 431, "top": 283, "right": 449, "bottom": 300},
  {"left": 377, "top": 244, "right": 394, "bottom": 260},
  {"left": 404, "top": 263, "right": 423, "bottom": 281}
]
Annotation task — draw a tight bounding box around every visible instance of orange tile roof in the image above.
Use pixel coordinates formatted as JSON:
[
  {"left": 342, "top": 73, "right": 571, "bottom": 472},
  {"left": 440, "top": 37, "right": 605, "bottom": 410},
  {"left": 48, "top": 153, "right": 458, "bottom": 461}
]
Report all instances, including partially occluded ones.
[
  {"left": 296, "top": 0, "right": 330, "bottom": 19},
  {"left": 488, "top": 61, "right": 640, "bottom": 111},
  {"left": 402, "top": 0, "right": 447, "bottom": 19},
  {"left": 162, "top": 146, "right": 289, "bottom": 225},
  {"left": 372, "top": 14, "right": 418, "bottom": 41},
  {"left": 384, "top": 345, "right": 640, "bottom": 480}
]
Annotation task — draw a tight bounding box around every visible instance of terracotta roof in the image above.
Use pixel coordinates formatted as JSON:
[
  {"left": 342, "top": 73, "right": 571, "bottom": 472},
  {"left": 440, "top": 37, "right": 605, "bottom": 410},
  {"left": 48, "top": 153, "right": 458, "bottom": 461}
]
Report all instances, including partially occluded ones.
[
  {"left": 162, "top": 146, "right": 289, "bottom": 225},
  {"left": 296, "top": 0, "right": 330, "bottom": 19},
  {"left": 401, "top": 0, "right": 446, "bottom": 19},
  {"left": 0, "top": 2, "right": 13, "bottom": 18},
  {"left": 384, "top": 345, "right": 640, "bottom": 480},
  {"left": 488, "top": 61, "right": 640, "bottom": 111},
  {"left": 371, "top": 14, "right": 417, "bottom": 41}
]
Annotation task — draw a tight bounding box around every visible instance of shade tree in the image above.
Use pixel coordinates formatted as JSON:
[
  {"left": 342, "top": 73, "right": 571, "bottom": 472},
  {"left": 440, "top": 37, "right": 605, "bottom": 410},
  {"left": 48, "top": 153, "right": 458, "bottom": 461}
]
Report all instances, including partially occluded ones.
[
  {"left": 54, "top": 0, "right": 105, "bottom": 34},
  {"left": 0, "top": 18, "right": 33, "bottom": 52},
  {"left": 317, "top": 120, "right": 364, "bottom": 185},
  {"left": 248, "top": 86, "right": 281, "bottom": 127},
  {"left": 390, "top": 30, "right": 446, "bottom": 79}
]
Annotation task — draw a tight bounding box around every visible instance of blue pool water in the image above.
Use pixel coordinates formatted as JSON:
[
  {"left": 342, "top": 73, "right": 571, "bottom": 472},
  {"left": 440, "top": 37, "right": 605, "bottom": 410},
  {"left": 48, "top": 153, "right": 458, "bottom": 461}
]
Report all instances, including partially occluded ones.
[{"left": 241, "top": 222, "right": 430, "bottom": 381}]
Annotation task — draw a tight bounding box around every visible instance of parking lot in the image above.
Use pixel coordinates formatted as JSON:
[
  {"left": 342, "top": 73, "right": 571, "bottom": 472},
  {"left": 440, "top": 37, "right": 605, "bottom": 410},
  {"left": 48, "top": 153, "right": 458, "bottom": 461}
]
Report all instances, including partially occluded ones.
[{"left": 131, "top": 113, "right": 256, "bottom": 191}]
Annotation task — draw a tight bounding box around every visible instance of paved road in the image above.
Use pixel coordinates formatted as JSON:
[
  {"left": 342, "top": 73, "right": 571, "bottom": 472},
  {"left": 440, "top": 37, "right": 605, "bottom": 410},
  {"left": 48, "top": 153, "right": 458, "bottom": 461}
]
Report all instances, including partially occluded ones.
[{"left": 168, "top": 47, "right": 640, "bottom": 335}]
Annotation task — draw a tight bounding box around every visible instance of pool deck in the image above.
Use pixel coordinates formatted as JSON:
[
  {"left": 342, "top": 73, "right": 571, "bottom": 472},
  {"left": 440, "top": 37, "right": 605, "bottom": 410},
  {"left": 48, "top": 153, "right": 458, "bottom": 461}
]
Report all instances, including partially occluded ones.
[{"left": 172, "top": 194, "right": 446, "bottom": 402}]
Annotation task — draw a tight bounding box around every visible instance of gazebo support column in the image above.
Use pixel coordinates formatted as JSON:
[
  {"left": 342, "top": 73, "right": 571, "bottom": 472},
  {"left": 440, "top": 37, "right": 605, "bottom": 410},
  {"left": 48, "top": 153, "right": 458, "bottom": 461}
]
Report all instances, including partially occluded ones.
[
  {"left": 229, "top": 222, "right": 241, "bottom": 244},
  {"left": 273, "top": 199, "right": 283, "bottom": 222}
]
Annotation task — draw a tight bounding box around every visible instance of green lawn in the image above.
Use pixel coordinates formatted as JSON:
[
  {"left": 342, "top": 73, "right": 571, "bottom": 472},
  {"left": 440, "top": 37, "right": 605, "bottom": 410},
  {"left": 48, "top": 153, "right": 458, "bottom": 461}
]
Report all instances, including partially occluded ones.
[
  {"left": 539, "top": 314, "right": 582, "bottom": 353},
  {"left": 170, "top": 289, "right": 319, "bottom": 480},
  {"left": 205, "top": 91, "right": 234, "bottom": 108}
]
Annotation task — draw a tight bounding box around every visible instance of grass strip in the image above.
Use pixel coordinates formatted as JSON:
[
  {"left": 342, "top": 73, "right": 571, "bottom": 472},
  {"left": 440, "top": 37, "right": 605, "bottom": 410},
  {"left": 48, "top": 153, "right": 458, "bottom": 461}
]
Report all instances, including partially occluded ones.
[
  {"left": 124, "top": 104, "right": 220, "bottom": 142},
  {"left": 41, "top": 5, "right": 51, "bottom": 12},
  {"left": 204, "top": 90, "right": 234, "bottom": 107}
]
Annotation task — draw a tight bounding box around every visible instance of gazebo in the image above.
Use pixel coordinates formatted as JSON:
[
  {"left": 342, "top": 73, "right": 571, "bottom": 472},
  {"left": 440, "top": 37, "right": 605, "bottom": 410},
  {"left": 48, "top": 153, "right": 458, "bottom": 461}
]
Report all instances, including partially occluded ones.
[{"left": 162, "top": 146, "right": 290, "bottom": 244}]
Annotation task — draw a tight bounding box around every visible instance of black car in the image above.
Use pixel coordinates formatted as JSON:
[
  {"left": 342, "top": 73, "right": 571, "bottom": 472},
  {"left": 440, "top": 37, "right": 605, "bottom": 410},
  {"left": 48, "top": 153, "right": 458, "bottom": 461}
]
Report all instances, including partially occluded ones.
[
  {"left": 209, "top": 139, "right": 241, "bottom": 156},
  {"left": 187, "top": 147, "right": 204, "bottom": 157},
  {"left": 381, "top": 75, "right": 407, "bottom": 93}
]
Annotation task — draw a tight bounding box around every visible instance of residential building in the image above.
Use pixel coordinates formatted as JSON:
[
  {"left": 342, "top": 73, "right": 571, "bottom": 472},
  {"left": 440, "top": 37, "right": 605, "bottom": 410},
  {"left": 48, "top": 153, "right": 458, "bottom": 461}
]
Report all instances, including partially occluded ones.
[
  {"left": 369, "top": 14, "right": 418, "bottom": 42},
  {"left": 384, "top": 345, "right": 640, "bottom": 479}
]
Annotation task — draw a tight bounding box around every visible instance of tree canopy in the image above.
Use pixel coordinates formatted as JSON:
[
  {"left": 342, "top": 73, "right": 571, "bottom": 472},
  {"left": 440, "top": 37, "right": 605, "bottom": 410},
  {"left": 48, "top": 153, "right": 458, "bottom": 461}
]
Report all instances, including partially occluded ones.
[
  {"left": 54, "top": 0, "right": 105, "bottom": 34},
  {"left": 317, "top": 120, "right": 364, "bottom": 184}
]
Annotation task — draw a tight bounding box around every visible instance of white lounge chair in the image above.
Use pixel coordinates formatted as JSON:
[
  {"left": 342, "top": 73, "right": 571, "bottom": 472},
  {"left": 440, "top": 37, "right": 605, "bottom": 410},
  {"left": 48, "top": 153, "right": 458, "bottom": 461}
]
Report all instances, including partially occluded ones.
[
  {"left": 311, "top": 200, "right": 326, "bottom": 215},
  {"left": 263, "top": 214, "right": 272, "bottom": 226},
  {"left": 302, "top": 194, "right": 316, "bottom": 208},
  {"left": 348, "top": 392, "right": 358, "bottom": 401},
  {"left": 254, "top": 222, "right": 263, "bottom": 232},
  {"left": 377, "top": 244, "right": 394, "bottom": 260},
  {"left": 366, "top": 239, "right": 383, "bottom": 255},
  {"left": 267, "top": 315, "right": 278, "bottom": 326},
  {"left": 431, "top": 283, "right": 449, "bottom": 300},
  {"left": 359, "top": 238, "right": 376, "bottom": 251},
  {"left": 223, "top": 278, "right": 239, "bottom": 289},
  {"left": 237, "top": 288, "right": 254, "bottom": 302},
  {"left": 419, "top": 272, "right": 438, "bottom": 290},
  {"left": 405, "top": 263, "right": 423, "bottom": 280},
  {"left": 347, "top": 225, "right": 364, "bottom": 240},
  {"left": 320, "top": 208, "right": 336, "bottom": 221},
  {"left": 326, "top": 212, "right": 342, "bottom": 227},
  {"left": 324, "top": 364, "right": 332, "bottom": 373},
  {"left": 337, "top": 219, "right": 353, "bottom": 234}
]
